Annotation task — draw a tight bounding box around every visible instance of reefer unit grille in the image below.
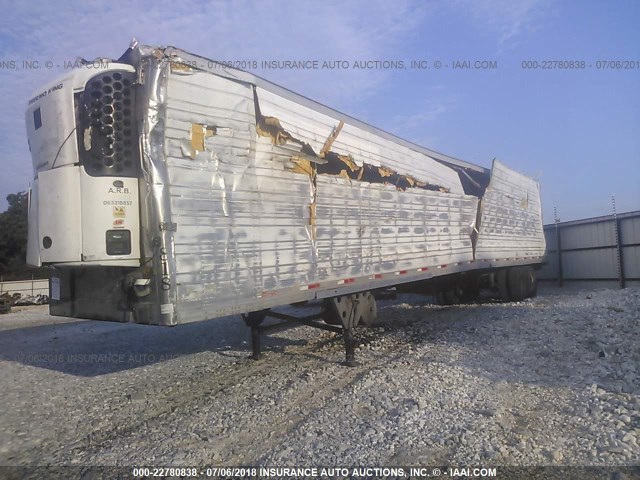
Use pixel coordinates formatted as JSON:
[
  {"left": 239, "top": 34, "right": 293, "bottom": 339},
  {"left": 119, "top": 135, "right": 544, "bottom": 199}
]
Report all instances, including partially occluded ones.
[{"left": 79, "top": 71, "right": 139, "bottom": 177}]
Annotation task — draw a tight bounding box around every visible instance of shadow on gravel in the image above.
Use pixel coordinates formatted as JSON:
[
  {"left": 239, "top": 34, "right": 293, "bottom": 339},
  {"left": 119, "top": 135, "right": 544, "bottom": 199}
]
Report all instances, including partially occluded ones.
[{"left": 0, "top": 311, "right": 309, "bottom": 377}]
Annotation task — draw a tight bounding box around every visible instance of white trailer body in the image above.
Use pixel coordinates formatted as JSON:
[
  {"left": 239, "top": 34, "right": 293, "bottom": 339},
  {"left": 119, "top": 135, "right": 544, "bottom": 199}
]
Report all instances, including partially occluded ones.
[{"left": 25, "top": 44, "right": 546, "bottom": 331}]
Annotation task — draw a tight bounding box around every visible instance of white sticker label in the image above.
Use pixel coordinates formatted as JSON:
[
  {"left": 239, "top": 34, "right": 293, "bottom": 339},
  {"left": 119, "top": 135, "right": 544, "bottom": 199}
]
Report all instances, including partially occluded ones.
[
  {"left": 160, "top": 303, "right": 174, "bottom": 314},
  {"left": 51, "top": 277, "right": 60, "bottom": 301}
]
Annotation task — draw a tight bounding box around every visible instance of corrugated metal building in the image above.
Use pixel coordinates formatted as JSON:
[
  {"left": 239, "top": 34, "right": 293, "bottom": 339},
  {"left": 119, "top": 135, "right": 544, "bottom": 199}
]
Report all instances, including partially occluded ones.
[{"left": 539, "top": 210, "right": 640, "bottom": 286}]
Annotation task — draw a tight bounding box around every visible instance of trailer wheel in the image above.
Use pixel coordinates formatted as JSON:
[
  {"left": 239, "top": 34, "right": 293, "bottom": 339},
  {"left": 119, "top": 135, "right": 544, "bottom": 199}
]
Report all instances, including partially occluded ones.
[
  {"left": 507, "top": 267, "right": 529, "bottom": 302},
  {"left": 528, "top": 267, "right": 538, "bottom": 298},
  {"left": 444, "top": 289, "right": 460, "bottom": 305},
  {"left": 460, "top": 284, "right": 481, "bottom": 303},
  {"left": 524, "top": 266, "right": 537, "bottom": 298},
  {"left": 496, "top": 269, "right": 510, "bottom": 302},
  {"left": 437, "top": 287, "right": 462, "bottom": 305}
]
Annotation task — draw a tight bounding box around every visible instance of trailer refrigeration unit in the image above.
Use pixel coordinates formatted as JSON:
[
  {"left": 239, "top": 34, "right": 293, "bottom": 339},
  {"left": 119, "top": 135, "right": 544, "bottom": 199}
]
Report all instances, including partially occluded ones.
[{"left": 25, "top": 42, "right": 546, "bottom": 365}]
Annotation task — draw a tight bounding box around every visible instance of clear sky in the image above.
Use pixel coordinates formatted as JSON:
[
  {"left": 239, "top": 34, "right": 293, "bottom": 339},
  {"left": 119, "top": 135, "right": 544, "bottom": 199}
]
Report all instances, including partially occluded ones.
[{"left": 0, "top": 0, "right": 638, "bottom": 223}]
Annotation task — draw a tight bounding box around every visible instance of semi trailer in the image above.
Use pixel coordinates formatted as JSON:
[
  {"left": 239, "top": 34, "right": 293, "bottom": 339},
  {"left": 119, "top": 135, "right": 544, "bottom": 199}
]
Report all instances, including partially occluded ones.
[{"left": 25, "top": 41, "right": 546, "bottom": 364}]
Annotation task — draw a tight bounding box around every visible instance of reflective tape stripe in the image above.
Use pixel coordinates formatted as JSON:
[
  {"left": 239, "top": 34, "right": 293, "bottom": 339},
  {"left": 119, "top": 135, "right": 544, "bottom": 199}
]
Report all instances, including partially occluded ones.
[{"left": 258, "top": 291, "right": 277, "bottom": 298}]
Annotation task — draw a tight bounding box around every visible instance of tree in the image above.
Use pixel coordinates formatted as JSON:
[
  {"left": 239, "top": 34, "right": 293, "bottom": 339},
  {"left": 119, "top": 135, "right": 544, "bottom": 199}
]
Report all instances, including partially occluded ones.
[{"left": 0, "top": 191, "right": 30, "bottom": 279}]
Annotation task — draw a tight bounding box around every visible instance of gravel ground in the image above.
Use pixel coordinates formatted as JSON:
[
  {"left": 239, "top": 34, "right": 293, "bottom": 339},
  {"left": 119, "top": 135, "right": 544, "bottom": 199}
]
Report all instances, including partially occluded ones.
[{"left": 0, "top": 285, "right": 639, "bottom": 472}]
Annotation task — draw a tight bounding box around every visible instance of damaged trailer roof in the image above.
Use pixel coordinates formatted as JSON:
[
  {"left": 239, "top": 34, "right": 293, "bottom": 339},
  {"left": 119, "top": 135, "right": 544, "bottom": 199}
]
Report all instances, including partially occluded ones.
[{"left": 120, "top": 43, "right": 489, "bottom": 176}]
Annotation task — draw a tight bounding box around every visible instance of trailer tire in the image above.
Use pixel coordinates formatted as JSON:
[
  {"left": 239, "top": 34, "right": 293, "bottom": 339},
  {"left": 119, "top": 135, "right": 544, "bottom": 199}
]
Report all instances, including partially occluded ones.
[
  {"left": 530, "top": 276, "right": 538, "bottom": 298},
  {"left": 461, "top": 284, "right": 481, "bottom": 303},
  {"left": 496, "top": 269, "right": 510, "bottom": 302},
  {"left": 524, "top": 266, "right": 537, "bottom": 298},
  {"left": 507, "top": 267, "right": 529, "bottom": 301},
  {"left": 444, "top": 289, "right": 460, "bottom": 305},
  {"left": 437, "top": 287, "right": 462, "bottom": 305}
]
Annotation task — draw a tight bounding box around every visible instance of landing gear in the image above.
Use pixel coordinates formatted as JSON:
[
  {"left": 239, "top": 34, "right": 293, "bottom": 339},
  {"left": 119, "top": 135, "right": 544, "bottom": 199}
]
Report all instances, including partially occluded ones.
[
  {"left": 324, "top": 292, "right": 377, "bottom": 326},
  {"left": 243, "top": 292, "right": 377, "bottom": 366},
  {"left": 324, "top": 292, "right": 376, "bottom": 366},
  {"left": 241, "top": 309, "right": 268, "bottom": 360}
]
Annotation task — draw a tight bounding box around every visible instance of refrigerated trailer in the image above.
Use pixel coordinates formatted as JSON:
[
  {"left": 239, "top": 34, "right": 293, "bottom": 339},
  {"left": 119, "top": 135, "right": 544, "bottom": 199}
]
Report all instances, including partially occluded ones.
[{"left": 25, "top": 42, "right": 546, "bottom": 364}]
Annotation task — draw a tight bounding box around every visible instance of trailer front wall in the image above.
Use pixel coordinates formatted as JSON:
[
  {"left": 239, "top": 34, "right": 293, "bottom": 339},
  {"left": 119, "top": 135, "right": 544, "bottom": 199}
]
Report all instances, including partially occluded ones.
[{"left": 159, "top": 67, "right": 478, "bottom": 322}]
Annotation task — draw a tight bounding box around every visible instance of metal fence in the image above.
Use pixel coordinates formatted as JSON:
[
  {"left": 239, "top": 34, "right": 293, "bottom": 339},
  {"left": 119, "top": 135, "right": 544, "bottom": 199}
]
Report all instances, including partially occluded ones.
[
  {"left": 539, "top": 210, "right": 640, "bottom": 287},
  {"left": 0, "top": 278, "right": 49, "bottom": 298}
]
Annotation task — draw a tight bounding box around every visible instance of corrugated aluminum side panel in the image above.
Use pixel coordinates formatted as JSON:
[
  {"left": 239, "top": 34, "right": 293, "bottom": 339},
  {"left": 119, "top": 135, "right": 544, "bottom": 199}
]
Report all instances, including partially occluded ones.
[
  {"left": 162, "top": 69, "right": 478, "bottom": 322},
  {"left": 255, "top": 88, "right": 465, "bottom": 195},
  {"left": 315, "top": 176, "right": 477, "bottom": 279},
  {"left": 475, "top": 159, "right": 546, "bottom": 260},
  {"left": 163, "top": 71, "right": 268, "bottom": 322}
]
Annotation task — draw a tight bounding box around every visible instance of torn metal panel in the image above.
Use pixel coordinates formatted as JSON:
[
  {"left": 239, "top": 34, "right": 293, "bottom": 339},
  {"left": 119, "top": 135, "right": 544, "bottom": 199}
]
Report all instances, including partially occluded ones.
[
  {"left": 320, "top": 120, "right": 344, "bottom": 154},
  {"left": 188, "top": 123, "right": 217, "bottom": 159},
  {"left": 256, "top": 115, "right": 298, "bottom": 146},
  {"left": 155, "top": 45, "right": 489, "bottom": 175},
  {"left": 169, "top": 61, "right": 194, "bottom": 74},
  {"left": 253, "top": 86, "right": 462, "bottom": 194},
  {"left": 253, "top": 89, "right": 452, "bottom": 193},
  {"left": 474, "top": 159, "right": 546, "bottom": 260}
]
